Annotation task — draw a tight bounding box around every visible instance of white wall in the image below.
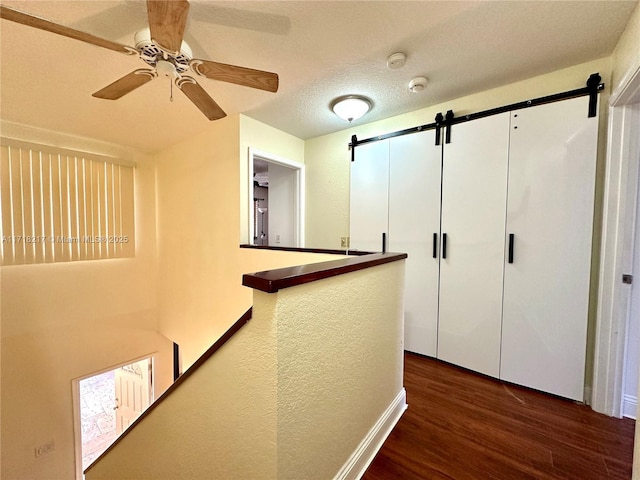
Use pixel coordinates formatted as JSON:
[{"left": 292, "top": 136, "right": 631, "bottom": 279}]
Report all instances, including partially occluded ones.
[
  {"left": 275, "top": 260, "right": 405, "bottom": 479},
  {"left": 86, "top": 290, "right": 280, "bottom": 480},
  {"left": 154, "top": 116, "right": 243, "bottom": 368},
  {"left": 85, "top": 255, "right": 406, "bottom": 480},
  {"left": 0, "top": 125, "right": 173, "bottom": 480},
  {"left": 154, "top": 115, "right": 321, "bottom": 368},
  {"left": 240, "top": 115, "right": 305, "bottom": 245},
  {"left": 268, "top": 162, "right": 297, "bottom": 247},
  {"left": 0, "top": 112, "right": 333, "bottom": 480}
]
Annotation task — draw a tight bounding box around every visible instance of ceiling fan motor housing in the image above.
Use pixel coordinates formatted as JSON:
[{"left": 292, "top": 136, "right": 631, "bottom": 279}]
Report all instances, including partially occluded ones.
[{"left": 134, "top": 28, "right": 192, "bottom": 74}]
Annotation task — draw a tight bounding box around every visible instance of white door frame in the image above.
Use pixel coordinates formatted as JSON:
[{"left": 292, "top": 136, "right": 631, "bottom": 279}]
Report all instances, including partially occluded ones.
[
  {"left": 592, "top": 64, "right": 640, "bottom": 417},
  {"left": 247, "top": 147, "right": 305, "bottom": 247},
  {"left": 72, "top": 354, "right": 155, "bottom": 480}
]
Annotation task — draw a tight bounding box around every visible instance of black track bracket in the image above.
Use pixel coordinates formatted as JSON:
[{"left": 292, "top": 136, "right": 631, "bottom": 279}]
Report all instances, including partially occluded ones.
[
  {"left": 587, "top": 73, "right": 602, "bottom": 118},
  {"left": 435, "top": 112, "right": 444, "bottom": 146},
  {"left": 445, "top": 110, "right": 454, "bottom": 144},
  {"left": 350, "top": 134, "right": 358, "bottom": 162}
]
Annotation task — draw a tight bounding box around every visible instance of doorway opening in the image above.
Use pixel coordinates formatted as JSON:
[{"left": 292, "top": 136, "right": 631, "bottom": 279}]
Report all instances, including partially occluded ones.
[
  {"left": 73, "top": 356, "right": 154, "bottom": 478},
  {"left": 248, "top": 148, "right": 305, "bottom": 248}
]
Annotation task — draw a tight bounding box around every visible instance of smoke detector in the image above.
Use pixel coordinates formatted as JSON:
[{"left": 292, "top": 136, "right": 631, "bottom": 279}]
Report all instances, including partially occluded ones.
[
  {"left": 408, "top": 76, "right": 428, "bottom": 93},
  {"left": 387, "top": 52, "right": 406, "bottom": 70}
]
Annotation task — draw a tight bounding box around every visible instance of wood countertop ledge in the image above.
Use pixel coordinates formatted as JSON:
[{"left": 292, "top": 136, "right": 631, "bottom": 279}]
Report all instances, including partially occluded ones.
[{"left": 242, "top": 252, "right": 408, "bottom": 293}]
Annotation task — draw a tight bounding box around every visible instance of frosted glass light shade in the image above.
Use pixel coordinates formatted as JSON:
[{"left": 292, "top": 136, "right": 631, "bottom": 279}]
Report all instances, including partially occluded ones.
[{"left": 331, "top": 95, "right": 372, "bottom": 122}]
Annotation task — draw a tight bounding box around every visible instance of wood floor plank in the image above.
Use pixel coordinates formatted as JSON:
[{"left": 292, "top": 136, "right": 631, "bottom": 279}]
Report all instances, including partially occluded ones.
[{"left": 363, "top": 353, "right": 635, "bottom": 480}]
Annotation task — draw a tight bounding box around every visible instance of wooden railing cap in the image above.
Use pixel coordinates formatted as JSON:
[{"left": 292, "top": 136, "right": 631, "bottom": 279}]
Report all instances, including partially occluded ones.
[{"left": 242, "top": 252, "right": 407, "bottom": 293}]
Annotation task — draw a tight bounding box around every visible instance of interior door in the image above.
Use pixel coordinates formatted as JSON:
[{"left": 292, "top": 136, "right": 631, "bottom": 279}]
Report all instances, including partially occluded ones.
[
  {"left": 350, "top": 140, "right": 389, "bottom": 252},
  {"left": 115, "top": 358, "right": 152, "bottom": 433},
  {"left": 437, "top": 113, "right": 511, "bottom": 378},
  {"left": 501, "top": 96, "right": 598, "bottom": 400},
  {"left": 388, "top": 131, "right": 442, "bottom": 357}
]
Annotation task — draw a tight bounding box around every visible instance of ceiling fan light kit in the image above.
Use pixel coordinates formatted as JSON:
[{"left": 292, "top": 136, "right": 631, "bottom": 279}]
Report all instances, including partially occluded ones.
[{"left": 0, "top": 1, "right": 279, "bottom": 121}]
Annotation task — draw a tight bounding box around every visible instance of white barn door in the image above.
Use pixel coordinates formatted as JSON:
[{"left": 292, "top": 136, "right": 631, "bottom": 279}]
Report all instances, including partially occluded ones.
[
  {"left": 501, "top": 96, "right": 598, "bottom": 401},
  {"left": 388, "top": 131, "right": 442, "bottom": 357},
  {"left": 350, "top": 140, "right": 389, "bottom": 252},
  {"left": 437, "top": 113, "right": 511, "bottom": 378}
]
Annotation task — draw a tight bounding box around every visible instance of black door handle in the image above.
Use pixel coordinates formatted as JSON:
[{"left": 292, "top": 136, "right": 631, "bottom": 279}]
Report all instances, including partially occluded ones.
[
  {"left": 433, "top": 233, "right": 437, "bottom": 258},
  {"left": 442, "top": 233, "right": 447, "bottom": 259},
  {"left": 508, "top": 233, "right": 515, "bottom": 264},
  {"left": 382, "top": 232, "right": 386, "bottom": 253}
]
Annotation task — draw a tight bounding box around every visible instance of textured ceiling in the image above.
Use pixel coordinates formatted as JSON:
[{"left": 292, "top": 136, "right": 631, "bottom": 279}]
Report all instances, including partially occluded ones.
[{"left": 0, "top": 0, "right": 637, "bottom": 153}]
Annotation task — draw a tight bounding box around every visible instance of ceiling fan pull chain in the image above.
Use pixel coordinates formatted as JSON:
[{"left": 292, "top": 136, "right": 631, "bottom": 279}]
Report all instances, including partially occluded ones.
[{"left": 170, "top": 80, "right": 173, "bottom": 102}]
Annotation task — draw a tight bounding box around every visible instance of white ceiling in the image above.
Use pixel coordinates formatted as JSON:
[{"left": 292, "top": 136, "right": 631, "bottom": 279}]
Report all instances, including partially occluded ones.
[{"left": 0, "top": 0, "right": 637, "bottom": 153}]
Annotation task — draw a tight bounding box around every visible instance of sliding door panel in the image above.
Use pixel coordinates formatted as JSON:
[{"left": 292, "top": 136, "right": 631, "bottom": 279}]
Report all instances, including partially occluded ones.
[
  {"left": 501, "top": 96, "right": 598, "bottom": 401},
  {"left": 350, "top": 140, "right": 389, "bottom": 252},
  {"left": 389, "top": 131, "right": 442, "bottom": 357},
  {"left": 437, "top": 113, "right": 510, "bottom": 378}
]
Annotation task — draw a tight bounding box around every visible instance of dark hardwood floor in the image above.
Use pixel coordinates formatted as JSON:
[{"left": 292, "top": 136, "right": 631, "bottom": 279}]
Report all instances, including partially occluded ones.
[{"left": 363, "top": 352, "right": 636, "bottom": 480}]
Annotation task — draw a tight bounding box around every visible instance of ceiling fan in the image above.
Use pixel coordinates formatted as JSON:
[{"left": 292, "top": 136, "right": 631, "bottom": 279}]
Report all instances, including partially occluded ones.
[{"left": 0, "top": 0, "right": 279, "bottom": 120}]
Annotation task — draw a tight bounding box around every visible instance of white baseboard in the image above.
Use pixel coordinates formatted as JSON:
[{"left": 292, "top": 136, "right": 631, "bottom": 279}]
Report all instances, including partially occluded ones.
[
  {"left": 333, "top": 388, "right": 408, "bottom": 480},
  {"left": 623, "top": 394, "right": 637, "bottom": 419}
]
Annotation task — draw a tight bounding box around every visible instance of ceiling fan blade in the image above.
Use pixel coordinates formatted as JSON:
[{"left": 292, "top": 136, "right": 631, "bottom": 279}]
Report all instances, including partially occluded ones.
[
  {"left": 191, "top": 59, "right": 279, "bottom": 93},
  {"left": 147, "top": 0, "right": 190, "bottom": 54},
  {"left": 176, "top": 77, "right": 226, "bottom": 121},
  {"left": 0, "top": 5, "right": 134, "bottom": 55},
  {"left": 93, "top": 70, "right": 157, "bottom": 100}
]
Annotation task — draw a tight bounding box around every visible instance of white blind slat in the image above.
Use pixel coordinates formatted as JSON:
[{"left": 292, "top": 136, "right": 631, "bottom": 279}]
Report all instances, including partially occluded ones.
[
  {"left": 1, "top": 146, "right": 13, "bottom": 265},
  {"left": 69, "top": 157, "right": 80, "bottom": 261},
  {"left": 31, "top": 151, "right": 45, "bottom": 264},
  {"left": 24, "top": 150, "right": 37, "bottom": 263},
  {"left": 62, "top": 155, "right": 73, "bottom": 262},
  {"left": 11, "top": 150, "right": 26, "bottom": 265},
  {"left": 92, "top": 160, "right": 103, "bottom": 259},
  {"left": 51, "top": 154, "right": 64, "bottom": 262},
  {"left": 0, "top": 142, "right": 134, "bottom": 265},
  {"left": 113, "top": 165, "right": 122, "bottom": 257},
  {"left": 120, "top": 165, "right": 135, "bottom": 258},
  {"left": 105, "top": 163, "right": 115, "bottom": 258},
  {"left": 40, "top": 154, "right": 53, "bottom": 263},
  {"left": 78, "top": 158, "right": 88, "bottom": 261}
]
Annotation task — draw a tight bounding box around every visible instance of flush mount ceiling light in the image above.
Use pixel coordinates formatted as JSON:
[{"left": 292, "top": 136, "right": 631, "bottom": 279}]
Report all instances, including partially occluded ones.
[{"left": 331, "top": 95, "right": 373, "bottom": 123}]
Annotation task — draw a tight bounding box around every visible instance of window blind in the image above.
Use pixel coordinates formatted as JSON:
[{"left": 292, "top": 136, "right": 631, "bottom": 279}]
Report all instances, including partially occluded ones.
[{"left": 0, "top": 139, "right": 135, "bottom": 265}]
